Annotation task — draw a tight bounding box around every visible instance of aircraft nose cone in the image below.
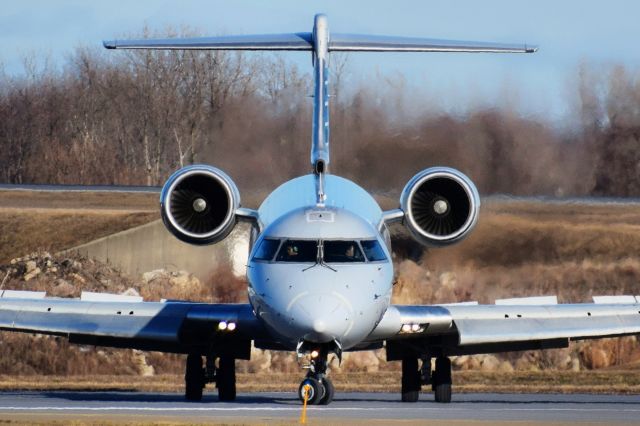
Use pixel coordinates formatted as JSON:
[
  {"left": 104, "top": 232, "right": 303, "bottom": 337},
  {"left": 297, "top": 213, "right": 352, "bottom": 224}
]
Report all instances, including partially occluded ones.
[
  {"left": 313, "top": 319, "right": 327, "bottom": 333},
  {"left": 288, "top": 293, "right": 352, "bottom": 343}
]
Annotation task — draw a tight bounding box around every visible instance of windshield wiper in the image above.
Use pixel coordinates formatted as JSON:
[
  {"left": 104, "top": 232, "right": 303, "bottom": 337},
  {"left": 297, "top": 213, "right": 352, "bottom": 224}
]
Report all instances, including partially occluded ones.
[{"left": 302, "top": 240, "right": 336, "bottom": 272}]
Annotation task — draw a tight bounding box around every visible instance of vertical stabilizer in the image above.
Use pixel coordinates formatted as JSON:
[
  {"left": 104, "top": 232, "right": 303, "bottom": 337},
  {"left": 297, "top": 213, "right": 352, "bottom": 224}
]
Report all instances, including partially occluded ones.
[{"left": 311, "top": 14, "right": 331, "bottom": 176}]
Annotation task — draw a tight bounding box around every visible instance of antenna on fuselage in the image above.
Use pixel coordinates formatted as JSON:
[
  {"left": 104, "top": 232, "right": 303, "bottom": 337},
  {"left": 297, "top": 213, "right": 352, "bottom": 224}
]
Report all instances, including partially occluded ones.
[{"left": 104, "top": 14, "right": 536, "bottom": 204}]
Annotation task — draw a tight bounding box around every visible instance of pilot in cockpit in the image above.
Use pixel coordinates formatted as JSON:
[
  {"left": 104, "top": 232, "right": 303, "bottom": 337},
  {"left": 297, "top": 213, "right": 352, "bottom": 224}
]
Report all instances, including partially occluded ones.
[
  {"left": 344, "top": 244, "right": 355, "bottom": 259},
  {"left": 286, "top": 244, "right": 299, "bottom": 258}
]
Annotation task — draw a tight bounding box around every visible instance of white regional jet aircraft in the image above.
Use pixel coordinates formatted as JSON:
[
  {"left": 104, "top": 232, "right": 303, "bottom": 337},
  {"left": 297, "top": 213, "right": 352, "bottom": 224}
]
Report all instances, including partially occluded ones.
[{"left": 1, "top": 14, "right": 640, "bottom": 406}]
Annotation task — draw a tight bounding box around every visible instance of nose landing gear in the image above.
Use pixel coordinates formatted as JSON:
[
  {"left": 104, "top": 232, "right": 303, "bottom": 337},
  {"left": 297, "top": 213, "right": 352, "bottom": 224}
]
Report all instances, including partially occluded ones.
[{"left": 297, "top": 346, "right": 335, "bottom": 405}]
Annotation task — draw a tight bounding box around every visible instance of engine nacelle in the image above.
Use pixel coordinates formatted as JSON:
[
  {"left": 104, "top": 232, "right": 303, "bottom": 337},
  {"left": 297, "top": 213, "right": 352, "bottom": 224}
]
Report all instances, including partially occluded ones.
[
  {"left": 160, "top": 165, "right": 240, "bottom": 245},
  {"left": 400, "top": 167, "right": 480, "bottom": 247}
]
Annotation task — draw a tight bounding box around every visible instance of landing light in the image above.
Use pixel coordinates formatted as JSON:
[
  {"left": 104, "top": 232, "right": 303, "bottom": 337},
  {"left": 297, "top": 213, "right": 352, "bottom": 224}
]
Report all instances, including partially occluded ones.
[
  {"left": 218, "top": 321, "right": 228, "bottom": 330},
  {"left": 311, "top": 350, "right": 319, "bottom": 359},
  {"left": 227, "top": 322, "right": 237, "bottom": 331},
  {"left": 400, "top": 323, "right": 424, "bottom": 334}
]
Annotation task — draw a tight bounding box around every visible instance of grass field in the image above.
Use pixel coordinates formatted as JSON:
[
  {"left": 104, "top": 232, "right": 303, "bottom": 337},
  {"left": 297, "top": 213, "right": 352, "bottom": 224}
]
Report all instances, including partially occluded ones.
[{"left": 0, "top": 370, "right": 639, "bottom": 394}]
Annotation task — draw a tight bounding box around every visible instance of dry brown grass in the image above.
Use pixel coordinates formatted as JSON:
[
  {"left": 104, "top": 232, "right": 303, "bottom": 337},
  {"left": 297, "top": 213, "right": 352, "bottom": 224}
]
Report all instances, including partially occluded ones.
[
  {"left": 427, "top": 199, "right": 640, "bottom": 269},
  {"left": 0, "top": 190, "right": 159, "bottom": 263},
  {"left": 0, "top": 371, "right": 638, "bottom": 394},
  {"left": 0, "top": 190, "right": 158, "bottom": 211}
]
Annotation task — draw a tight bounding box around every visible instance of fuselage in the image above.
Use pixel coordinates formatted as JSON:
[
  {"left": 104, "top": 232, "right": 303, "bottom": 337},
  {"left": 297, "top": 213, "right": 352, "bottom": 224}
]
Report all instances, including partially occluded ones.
[{"left": 247, "top": 174, "right": 394, "bottom": 350}]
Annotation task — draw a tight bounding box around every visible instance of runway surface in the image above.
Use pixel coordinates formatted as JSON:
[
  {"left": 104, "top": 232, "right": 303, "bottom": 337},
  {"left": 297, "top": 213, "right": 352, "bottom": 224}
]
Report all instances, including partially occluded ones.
[{"left": 0, "top": 391, "right": 638, "bottom": 424}]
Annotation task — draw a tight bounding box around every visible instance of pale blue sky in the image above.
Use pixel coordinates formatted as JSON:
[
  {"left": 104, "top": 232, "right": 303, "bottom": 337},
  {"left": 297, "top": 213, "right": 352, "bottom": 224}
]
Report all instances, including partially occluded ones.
[{"left": 1, "top": 1, "right": 639, "bottom": 122}]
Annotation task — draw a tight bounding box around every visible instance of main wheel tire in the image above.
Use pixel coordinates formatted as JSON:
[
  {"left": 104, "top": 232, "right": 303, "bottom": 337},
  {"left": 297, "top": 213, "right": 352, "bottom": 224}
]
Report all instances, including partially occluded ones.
[
  {"left": 434, "top": 383, "right": 452, "bottom": 403},
  {"left": 318, "top": 377, "right": 335, "bottom": 405},
  {"left": 298, "top": 377, "right": 324, "bottom": 405},
  {"left": 433, "top": 357, "right": 452, "bottom": 403},
  {"left": 401, "top": 358, "right": 420, "bottom": 402},
  {"left": 217, "top": 357, "right": 236, "bottom": 401},
  {"left": 434, "top": 357, "right": 452, "bottom": 384},
  {"left": 185, "top": 354, "right": 204, "bottom": 401}
]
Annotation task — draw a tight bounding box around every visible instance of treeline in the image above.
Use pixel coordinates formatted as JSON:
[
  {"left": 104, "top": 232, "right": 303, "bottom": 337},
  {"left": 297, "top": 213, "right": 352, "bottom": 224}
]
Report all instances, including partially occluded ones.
[{"left": 1, "top": 36, "right": 639, "bottom": 196}]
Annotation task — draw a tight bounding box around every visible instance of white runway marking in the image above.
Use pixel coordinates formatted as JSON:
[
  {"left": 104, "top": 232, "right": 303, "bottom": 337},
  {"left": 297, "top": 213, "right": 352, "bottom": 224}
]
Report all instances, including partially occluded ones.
[{"left": 0, "top": 406, "right": 638, "bottom": 413}]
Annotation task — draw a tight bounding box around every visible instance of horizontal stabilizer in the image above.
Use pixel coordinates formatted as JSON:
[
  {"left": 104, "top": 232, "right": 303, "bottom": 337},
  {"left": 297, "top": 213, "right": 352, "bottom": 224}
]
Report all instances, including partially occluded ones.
[
  {"left": 104, "top": 33, "right": 313, "bottom": 50},
  {"left": 104, "top": 33, "right": 536, "bottom": 54},
  {"left": 329, "top": 34, "right": 537, "bottom": 53}
]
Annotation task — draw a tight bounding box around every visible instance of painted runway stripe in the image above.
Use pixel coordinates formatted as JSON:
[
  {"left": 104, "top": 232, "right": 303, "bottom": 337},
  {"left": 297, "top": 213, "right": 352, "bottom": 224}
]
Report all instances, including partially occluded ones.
[{"left": 0, "top": 406, "right": 639, "bottom": 412}]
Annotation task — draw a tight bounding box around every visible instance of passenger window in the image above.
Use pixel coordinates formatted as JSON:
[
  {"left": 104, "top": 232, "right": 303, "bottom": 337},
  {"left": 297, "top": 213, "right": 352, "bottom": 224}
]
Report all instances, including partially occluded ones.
[
  {"left": 276, "top": 240, "right": 318, "bottom": 262},
  {"left": 253, "top": 239, "right": 281, "bottom": 261},
  {"left": 361, "top": 240, "right": 387, "bottom": 261},
  {"left": 324, "top": 241, "right": 365, "bottom": 263}
]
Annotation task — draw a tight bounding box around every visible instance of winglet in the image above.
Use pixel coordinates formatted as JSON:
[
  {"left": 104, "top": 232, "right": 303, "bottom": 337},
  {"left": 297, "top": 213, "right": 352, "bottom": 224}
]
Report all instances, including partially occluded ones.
[{"left": 103, "top": 40, "right": 116, "bottom": 49}]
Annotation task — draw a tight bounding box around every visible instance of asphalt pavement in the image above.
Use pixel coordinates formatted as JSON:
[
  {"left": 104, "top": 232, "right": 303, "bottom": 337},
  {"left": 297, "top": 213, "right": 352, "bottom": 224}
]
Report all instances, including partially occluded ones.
[{"left": 0, "top": 391, "right": 638, "bottom": 424}]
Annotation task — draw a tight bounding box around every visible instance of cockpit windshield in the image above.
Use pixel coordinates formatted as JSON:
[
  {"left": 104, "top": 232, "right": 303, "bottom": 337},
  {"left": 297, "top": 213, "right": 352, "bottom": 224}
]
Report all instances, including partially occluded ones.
[
  {"left": 253, "top": 238, "right": 387, "bottom": 263},
  {"left": 360, "top": 240, "right": 387, "bottom": 261},
  {"left": 253, "top": 238, "right": 281, "bottom": 261},
  {"left": 323, "top": 241, "right": 365, "bottom": 263},
  {"left": 275, "top": 240, "right": 318, "bottom": 262}
]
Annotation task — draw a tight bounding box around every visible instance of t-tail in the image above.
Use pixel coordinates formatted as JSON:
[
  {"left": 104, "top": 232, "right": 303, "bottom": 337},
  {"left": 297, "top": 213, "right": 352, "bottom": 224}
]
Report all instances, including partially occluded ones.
[{"left": 104, "top": 13, "right": 536, "bottom": 203}]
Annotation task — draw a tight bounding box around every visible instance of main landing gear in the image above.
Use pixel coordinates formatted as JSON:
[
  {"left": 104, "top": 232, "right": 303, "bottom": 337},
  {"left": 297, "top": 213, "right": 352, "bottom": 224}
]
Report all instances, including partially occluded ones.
[
  {"left": 297, "top": 348, "right": 335, "bottom": 405},
  {"left": 185, "top": 353, "right": 236, "bottom": 402},
  {"left": 401, "top": 356, "right": 452, "bottom": 403}
]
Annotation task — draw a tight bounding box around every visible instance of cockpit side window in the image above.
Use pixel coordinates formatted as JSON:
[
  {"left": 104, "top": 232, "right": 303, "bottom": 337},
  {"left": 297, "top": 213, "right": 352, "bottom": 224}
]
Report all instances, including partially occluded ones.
[
  {"left": 361, "top": 240, "right": 387, "bottom": 261},
  {"left": 323, "top": 241, "right": 365, "bottom": 263},
  {"left": 253, "top": 238, "right": 281, "bottom": 261},
  {"left": 276, "top": 240, "right": 318, "bottom": 262}
]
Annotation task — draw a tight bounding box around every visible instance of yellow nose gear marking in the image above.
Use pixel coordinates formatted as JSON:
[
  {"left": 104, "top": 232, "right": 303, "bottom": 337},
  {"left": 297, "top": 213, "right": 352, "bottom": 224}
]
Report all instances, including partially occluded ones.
[{"left": 300, "top": 383, "right": 311, "bottom": 424}]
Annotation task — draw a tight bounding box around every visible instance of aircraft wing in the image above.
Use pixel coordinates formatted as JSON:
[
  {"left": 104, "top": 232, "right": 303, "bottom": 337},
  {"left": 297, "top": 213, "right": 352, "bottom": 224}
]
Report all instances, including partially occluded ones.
[
  {"left": 369, "top": 297, "right": 640, "bottom": 356},
  {"left": 0, "top": 292, "right": 267, "bottom": 355}
]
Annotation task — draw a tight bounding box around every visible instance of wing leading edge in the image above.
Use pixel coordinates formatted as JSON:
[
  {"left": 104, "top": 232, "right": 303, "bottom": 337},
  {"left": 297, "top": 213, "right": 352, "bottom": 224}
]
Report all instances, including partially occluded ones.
[
  {"left": 0, "top": 295, "right": 267, "bottom": 355},
  {"left": 369, "top": 301, "right": 640, "bottom": 355}
]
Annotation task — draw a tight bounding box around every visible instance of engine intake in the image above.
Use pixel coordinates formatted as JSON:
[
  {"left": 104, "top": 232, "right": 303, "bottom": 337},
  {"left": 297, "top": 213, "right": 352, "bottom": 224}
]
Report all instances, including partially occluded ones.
[
  {"left": 400, "top": 167, "right": 479, "bottom": 247},
  {"left": 160, "top": 165, "right": 240, "bottom": 245}
]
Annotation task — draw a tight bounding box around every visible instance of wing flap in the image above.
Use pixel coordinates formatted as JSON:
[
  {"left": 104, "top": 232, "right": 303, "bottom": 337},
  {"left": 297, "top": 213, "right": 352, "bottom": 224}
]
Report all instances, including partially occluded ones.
[
  {"left": 449, "top": 303, "right": 640, "bottom": 345},
  {"left": 455, "top": 316, "right": 638, "bottom": 345}
]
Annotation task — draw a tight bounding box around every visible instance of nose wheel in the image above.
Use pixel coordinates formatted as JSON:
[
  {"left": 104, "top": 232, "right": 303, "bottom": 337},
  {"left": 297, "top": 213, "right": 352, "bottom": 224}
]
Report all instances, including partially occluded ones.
[{"left": 298, "top": 375, "right": 335, "bottom": 405}]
